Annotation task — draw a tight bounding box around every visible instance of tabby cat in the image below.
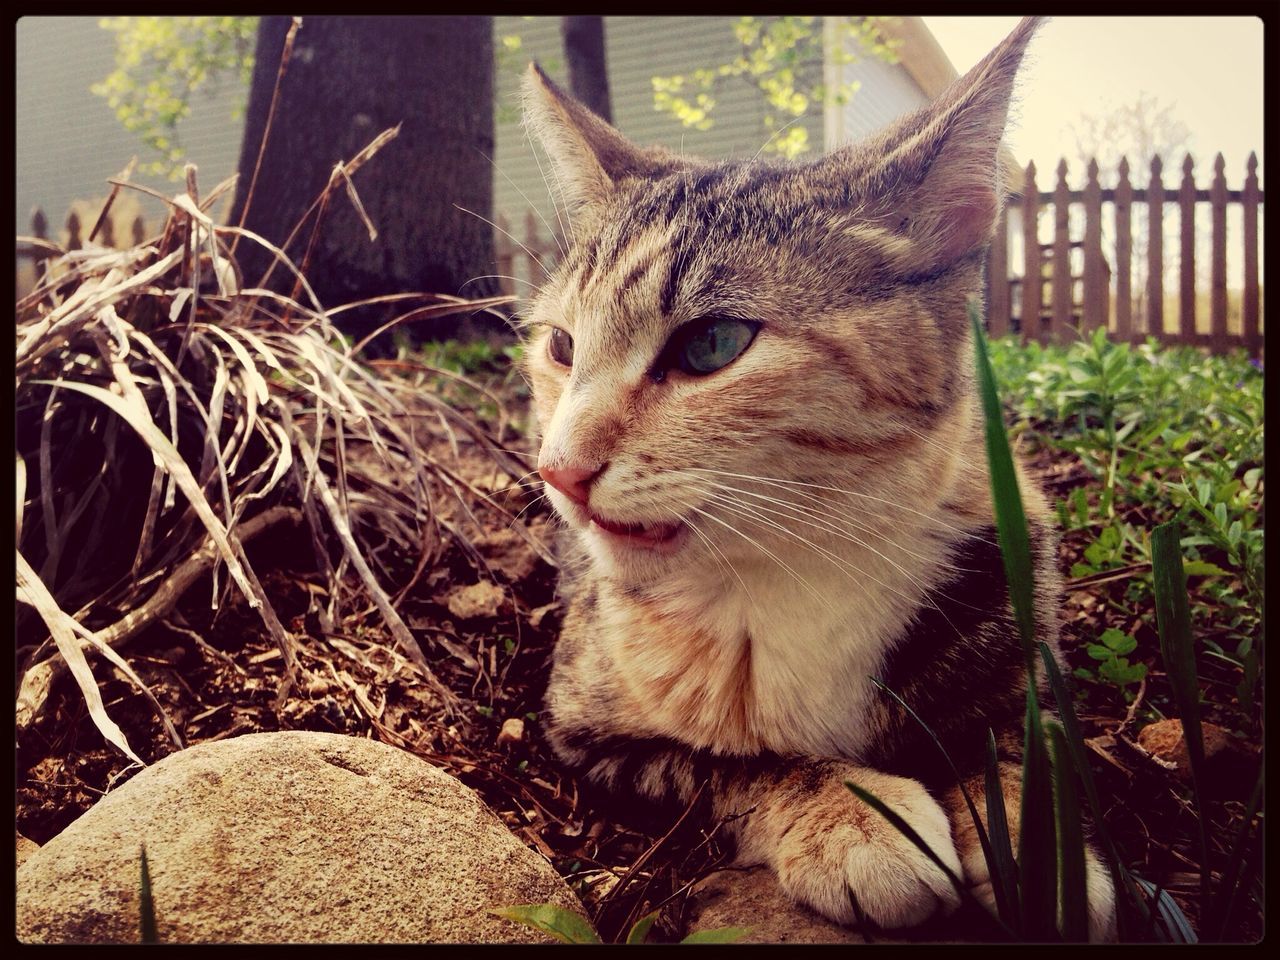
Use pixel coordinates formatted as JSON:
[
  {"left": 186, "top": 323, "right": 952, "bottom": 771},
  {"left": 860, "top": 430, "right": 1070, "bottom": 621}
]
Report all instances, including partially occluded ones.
[{"left": 520, "top": 17, "right": 1114, "bottom": 939}]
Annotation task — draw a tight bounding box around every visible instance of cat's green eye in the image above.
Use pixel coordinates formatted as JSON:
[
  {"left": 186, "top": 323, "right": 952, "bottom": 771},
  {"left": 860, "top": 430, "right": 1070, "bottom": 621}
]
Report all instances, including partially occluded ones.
[
  {"left": 674, "top": 317, "right": 760, "bottom": 376},
  {"left": 548, "top": 327, "right": 574, "bottom": 367}
]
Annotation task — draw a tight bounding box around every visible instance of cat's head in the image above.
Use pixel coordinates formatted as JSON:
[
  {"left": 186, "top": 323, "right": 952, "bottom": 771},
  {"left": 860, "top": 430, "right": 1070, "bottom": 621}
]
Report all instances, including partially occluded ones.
[{"left": 521, "top": 18, "right": 1040, "bottom": 580}]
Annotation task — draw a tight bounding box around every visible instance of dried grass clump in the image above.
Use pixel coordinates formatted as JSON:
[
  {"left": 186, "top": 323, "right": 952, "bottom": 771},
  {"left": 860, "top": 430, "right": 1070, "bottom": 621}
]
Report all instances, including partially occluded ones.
[{"left": 15, "top": 138, "right": 532, "bottom": 766}]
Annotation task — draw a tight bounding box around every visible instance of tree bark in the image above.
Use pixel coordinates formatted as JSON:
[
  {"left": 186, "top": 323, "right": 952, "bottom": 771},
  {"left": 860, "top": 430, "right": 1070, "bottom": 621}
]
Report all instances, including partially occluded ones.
[
  {"left": 561, "top": 16, "right": 611, "bottom": 124},
  {"left": 230, "top": 16, "right": 499, "bottom": 342}
]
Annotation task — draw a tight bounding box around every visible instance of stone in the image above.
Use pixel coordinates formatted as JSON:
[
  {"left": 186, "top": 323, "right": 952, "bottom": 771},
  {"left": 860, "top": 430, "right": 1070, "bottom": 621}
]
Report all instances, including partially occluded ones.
[
  {"left": 685, "top": 867, "right": 867, "bottom": 944},
  {"left": 444, "top": 581, "right": 505, "bottom": 620},
  {"left": 17, "top": 731, "right": 581, "bottom": 943},
  {"left": 1137, "top": 718, "right": 1234, "bottom": 783},
  {"left": 17, "top": 832, "right": 39, "bottom": 869}
]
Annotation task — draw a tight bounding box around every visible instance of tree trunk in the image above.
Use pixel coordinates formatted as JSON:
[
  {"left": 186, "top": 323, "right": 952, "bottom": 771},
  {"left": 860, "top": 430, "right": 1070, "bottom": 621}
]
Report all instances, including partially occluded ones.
[
  {"left": 230, "top": 16, "right": 500, "bottom": 343},
  {"left": 560, "top": 16, "right": 611, "bottom": 123}
]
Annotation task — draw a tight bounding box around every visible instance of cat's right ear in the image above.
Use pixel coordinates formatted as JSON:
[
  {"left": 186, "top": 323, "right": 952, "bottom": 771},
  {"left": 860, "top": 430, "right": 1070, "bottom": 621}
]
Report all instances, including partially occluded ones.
[{"left": 522, "top": 63, "right": 670, "bottom": 210}]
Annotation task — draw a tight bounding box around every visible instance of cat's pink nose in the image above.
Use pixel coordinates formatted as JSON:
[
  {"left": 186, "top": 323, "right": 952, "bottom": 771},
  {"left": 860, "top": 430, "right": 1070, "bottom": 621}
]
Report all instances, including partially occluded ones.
[{"left": 539, "top": 463, "right": 602, "bottom": 506}]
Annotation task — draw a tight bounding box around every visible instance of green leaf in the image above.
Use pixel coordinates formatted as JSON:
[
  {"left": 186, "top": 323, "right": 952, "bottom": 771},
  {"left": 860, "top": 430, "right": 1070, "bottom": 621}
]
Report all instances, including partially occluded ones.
[
  {"left": 1099, "top": 629, "right": 1137, "bottom": 656},
  {"left": 1180, "top": 560, "right": 1231, "bottom": 578},
  {"left": 1048, "top": 725, "right": 1089, "bottom": 942},
  {"left": 139, "top": 844, "right": 157, "bottom": 944},
  {"left": 489, "top": 904, "right": 602, "bottom": 944},
  {"left": 626, "top": 910, "right": 661, "bottom": 944},
  {"left": 680, "top": 926, "right": 752, "bottom": 943},
  {"left": 1085, "top": 643, "right": 1115, "bottom": 661}
]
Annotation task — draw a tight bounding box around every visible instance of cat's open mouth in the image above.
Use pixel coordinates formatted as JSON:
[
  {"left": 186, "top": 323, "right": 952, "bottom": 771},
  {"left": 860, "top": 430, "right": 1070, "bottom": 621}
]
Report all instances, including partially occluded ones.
[{"left": 587, "top": 511, "right": 685, "bottom": 550}]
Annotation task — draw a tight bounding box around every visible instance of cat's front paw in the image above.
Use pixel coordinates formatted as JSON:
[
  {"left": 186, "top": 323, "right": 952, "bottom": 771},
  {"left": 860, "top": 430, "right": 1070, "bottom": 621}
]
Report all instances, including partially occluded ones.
[{"left": 763, "top": 767, "right": 963, "bottom": 930}]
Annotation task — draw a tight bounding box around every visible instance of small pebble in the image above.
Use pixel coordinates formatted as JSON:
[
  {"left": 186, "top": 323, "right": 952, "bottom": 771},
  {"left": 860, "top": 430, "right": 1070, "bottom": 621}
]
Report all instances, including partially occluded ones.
[{"left": 497, "top": 718, "right": 525, "bottom": 746}]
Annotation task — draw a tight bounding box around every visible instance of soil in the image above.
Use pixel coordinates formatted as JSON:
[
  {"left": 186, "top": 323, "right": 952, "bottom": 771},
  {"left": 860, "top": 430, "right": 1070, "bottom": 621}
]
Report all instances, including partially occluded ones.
[{"left": 15, "top": 389, "right": 1261, "bottom": 943}]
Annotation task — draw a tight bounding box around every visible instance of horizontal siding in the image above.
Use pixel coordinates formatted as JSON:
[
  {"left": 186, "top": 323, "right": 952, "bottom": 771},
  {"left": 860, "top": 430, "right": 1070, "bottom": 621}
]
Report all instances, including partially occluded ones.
[
  {"left": 15, "top": 17, "right": 246, "bottom": 237},
  {"left": 493, "top": 15, "right": 825, "bottom": 242},
  {"left": 836, "top": 32, "right": 930, "bottom": 144}
]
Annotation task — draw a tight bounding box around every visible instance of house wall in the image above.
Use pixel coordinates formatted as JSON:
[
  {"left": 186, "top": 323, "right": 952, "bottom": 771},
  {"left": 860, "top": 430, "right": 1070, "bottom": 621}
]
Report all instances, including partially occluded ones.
[
  {"left": 17, "top": 17, "right": 931, "bottom": 257},
  {"left": 15, "top": 17, "right": 247, "bottom": 238},
  {"left": 491, "top": 16, "right": 828, "bottom": 237}
]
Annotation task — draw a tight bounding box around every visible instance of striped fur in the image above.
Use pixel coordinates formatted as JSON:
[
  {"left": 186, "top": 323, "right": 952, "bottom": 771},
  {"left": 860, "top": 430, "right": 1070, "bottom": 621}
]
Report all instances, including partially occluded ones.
[{"left": 521, "top": 17, "right": 1114, "bottom": 939}]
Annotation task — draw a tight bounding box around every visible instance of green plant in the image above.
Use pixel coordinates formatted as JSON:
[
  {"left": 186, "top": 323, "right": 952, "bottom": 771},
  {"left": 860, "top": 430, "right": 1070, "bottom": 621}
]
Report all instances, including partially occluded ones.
[
  {"left": 652, "top": 16, "right": 900, "bottom": 158},
  {"left": 93, "top": 17, "right": 259, "bottom": 179},
  {"left": 489, "top": 903, "right": 748, "bottom": 944},
  {"left": 987, "top": 333, "right": 1262, "bottom": 727},
  {"left": 849, "top": 307, "right": 1263, "bottom": 942}
]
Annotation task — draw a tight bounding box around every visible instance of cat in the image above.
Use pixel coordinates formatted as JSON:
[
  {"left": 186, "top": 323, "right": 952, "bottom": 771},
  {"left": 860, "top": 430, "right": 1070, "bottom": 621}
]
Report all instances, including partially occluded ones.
[{"left": 519, "top": 16, "right": 1115, "bottom": 940}]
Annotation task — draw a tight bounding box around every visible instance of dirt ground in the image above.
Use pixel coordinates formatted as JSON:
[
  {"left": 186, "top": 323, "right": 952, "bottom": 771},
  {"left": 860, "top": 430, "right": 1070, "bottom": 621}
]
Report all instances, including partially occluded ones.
[{"left": 14, "top": 396, "right": 1260, "bottom": 943}]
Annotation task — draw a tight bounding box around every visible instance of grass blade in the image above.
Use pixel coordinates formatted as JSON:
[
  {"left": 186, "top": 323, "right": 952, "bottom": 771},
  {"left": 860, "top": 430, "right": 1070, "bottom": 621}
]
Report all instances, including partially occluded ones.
[
  {"left": 1036, "top": 643, "right": 1133, "bottom": 934},
  {"left": 869, "top": 676, "right": 1015, "bottom": 924},
  {"left": 1132, "top": 875, "right": 1197, "bottom": 944},
  {"left": 1048, "top": 723, "right": 1089, "bottom": 941},
  {"left": 1150, "top": 521, "right": 1211, "bottom": 912},
  {"left": 1211, "top": 768, "right": 1263, "bottom": 939},
  {"left": 844, "top": 781, "right": 1015, "bottom": 939},
  {"left": 983, "top": 730, "right": 1020, "bottom": 925},
  {"left": 969, "top": 302, "right": 1036, "bottom": 664},
  {"left": 139, "top": 844, "right": 157, "bottom": 943},
  {"left": 16, "top": 550, "right": 143, "bottom": 765},
  {"left": 1017, "top": 692, "right": 1058, "bottom": 939},
  {"left": 971, "top": 304, "right": 1057, "bottom": 938}
]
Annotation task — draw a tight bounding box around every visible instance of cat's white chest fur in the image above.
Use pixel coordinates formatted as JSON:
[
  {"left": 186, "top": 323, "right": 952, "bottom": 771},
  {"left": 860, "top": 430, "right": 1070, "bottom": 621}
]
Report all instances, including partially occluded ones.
[{"left": 603, "top": 539, "right": 933, "bottom": 759}]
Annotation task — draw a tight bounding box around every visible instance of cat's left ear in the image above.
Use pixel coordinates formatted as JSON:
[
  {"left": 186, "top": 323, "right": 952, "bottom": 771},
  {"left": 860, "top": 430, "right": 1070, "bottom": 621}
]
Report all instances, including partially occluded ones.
[
  {"left": 522, "top": 63, "right": 680, "bottom": 211},
  {"left": 852, "top": 16, "right": 1043, "bottom": 272}
]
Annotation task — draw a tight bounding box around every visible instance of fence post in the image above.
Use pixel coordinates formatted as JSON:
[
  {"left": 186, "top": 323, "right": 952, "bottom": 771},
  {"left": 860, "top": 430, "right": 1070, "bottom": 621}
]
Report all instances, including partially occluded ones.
[
  {"left": 1022, "top": 161, "right": 1043, "bottom": 343},
  {"left": 1051, "top": 158, "right": 1073, "bottom": 342},
  {"left": 1178, "top": 153, "right": 1197, "bottom": 342},
  {"left": 525, "top": 210, "right": 546, "bottom": 290},
  {"left": 1114, "top": 157, "right": 1133, "bottom": 343},
  {"left": 1209, "top": 153, "right": 1228, "bottom": 353},
  {"left": 988, "top": 204, "right": 1010, "bottom": 336},
  {"left": 1147, "top": 154, "right": 1165, "bottom": 340},
  {"left": 1082, "top": 157, "right": 1106, "bottom": 333},
  {"left": 1242, "top": 152, "right": 1260, "bottom": 358},
  {"left": 66, "top": 210, "right": 82, "bottom": 251}
]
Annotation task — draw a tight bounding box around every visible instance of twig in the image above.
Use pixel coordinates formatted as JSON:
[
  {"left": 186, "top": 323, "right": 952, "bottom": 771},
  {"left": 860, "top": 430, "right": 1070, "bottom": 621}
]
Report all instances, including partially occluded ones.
[
  {"left": 16, "top": 506, "right": 302, "bottom": 734},
  {"left": 230, "top": 16, "right": 301, "bottom": 259}
]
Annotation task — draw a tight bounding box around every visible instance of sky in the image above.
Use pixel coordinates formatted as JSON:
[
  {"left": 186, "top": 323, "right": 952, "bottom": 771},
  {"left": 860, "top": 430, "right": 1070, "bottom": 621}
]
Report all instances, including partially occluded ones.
[{"left": 922, "top": 16, "right": 1264, "bottom": 189}]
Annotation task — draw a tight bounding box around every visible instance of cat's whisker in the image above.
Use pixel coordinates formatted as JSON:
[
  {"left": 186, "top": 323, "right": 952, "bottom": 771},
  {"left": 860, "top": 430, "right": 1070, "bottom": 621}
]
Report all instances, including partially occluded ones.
[
  {"left": 461, "top": 273, "right": 541, "bottom": 292},
  {"left": 509, "top": 491, "right": 549, "bottom": 529},
  {"left": 686, "top": 467, "right": 997, "bottom": 544},
  {"left": 683, "top": 475, "right": 988, "bottom": 577},
  {"left": 526, "top": 128, "right": 575, "bottom": 250},
  {"left": 687, "top": 505, "right": 834, "bottom": 613},
  {"left": 696, "top": 489, "right": 970, "bottom": 639},
  {"left": 453, "top": 203, "right": 552, "bottom": 278},
  {"left": 484, "top": 149, "right": 568, "bottom": 259}
]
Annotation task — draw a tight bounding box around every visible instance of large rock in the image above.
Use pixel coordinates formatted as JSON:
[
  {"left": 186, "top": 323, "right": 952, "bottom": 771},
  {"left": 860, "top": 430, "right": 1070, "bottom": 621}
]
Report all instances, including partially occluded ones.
[{"left": 17, "top": 732, "right": 581, "bottom": 943}]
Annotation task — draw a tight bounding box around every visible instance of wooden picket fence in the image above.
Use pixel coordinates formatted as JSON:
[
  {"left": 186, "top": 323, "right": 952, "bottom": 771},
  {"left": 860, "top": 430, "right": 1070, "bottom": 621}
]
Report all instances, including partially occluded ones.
[
  {"left": 987, "top": 152, "right": 1264, "bottom": 357},
  {"left": 16, "top": 206, "right": 149, "bottom": 298},
  {"left": 494, "top": 153, "right": 1264, "bottom": 359}
]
